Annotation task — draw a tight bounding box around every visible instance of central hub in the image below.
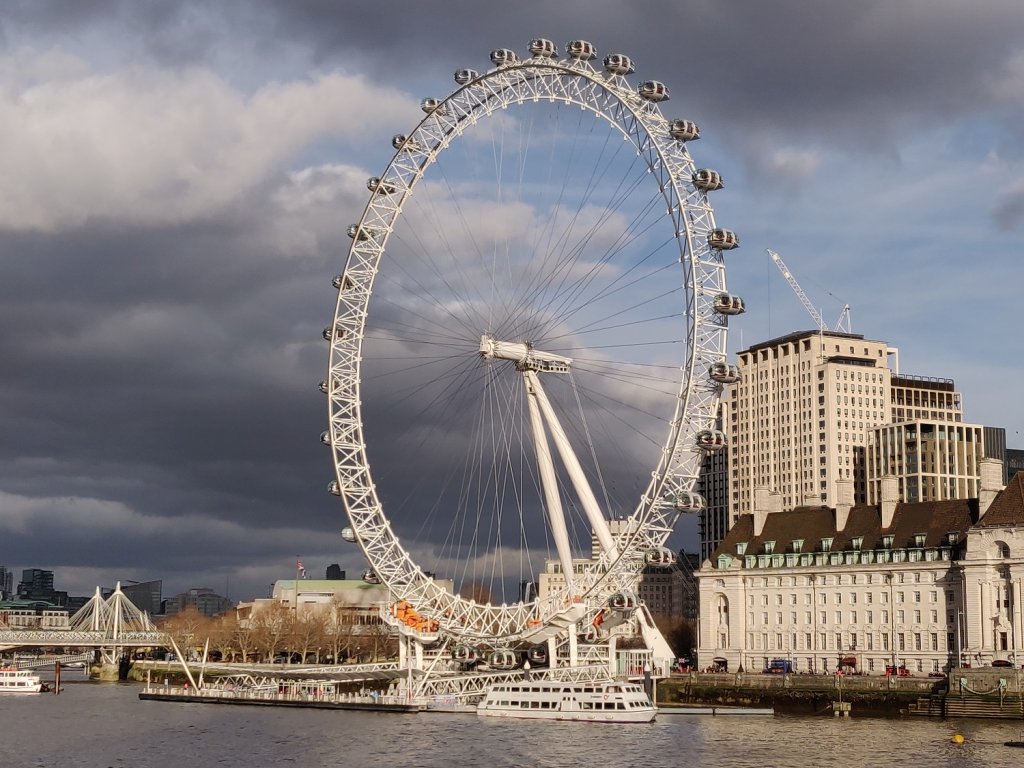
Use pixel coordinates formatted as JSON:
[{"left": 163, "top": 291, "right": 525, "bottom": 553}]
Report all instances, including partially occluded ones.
[{"left": 479, "top": 334, "right": 572, "bottom": 374}]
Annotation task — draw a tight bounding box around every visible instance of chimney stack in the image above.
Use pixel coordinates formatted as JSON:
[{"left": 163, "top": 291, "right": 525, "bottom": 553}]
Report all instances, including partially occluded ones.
[
  {"left": 753, "top": 486, "right": 783, "bottom": 537},
  {"left": 835, "top": 478, "right": 855, "bottom": 532},
  {"left": 978, "top": 458, "right": 1005, "bottom": 520},
  {"left": 881, "top": 475, "right": 899, "bottom": 529}
]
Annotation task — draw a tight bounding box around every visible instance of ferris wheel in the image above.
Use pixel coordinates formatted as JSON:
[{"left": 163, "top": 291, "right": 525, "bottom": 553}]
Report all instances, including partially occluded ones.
[{"left": 323, "top": 38, "right": 743, "bottom": 657}]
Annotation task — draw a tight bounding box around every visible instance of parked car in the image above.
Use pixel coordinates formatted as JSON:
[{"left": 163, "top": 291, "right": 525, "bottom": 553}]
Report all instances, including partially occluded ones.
[{"left": 991, "top": 659, "right": 1013, "bottom": 668}]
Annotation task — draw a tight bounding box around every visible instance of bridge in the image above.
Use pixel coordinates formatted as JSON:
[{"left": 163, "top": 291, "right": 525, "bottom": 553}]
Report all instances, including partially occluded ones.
[{"left": 0, "top": 583, "right": 168, "bottom": 663}]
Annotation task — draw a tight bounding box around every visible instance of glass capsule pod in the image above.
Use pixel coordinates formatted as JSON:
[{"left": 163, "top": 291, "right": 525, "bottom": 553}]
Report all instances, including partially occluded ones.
[
  {"left": 578, "top": 625, "right": 601, "bottom": 644},
  {"left": 327, "top": 480, "right": 341, "bottom": 496},
  {"left": 317, "top": 380, "right": 329, "bottom": 394},
  {"left": 319, "top": 430, "right": 331, "bottom": 445},
  {"left": 366, "top": 176, "right": 396, "bottom": 195},
  {"left": 528, "top": 38, "right": 557, "bottom": 58},
  {"left": 490, "top": 48, "right": 518, "bottom": 66},
  {"left": 708, "top": 228, "right": 740, "bottom": 250},
  {"left": 361, "top": 569, "right": 381, "bottom": 585},
  {"left": 332, "top": 273, "right": 355, "bottom": 291},
  {"left": 603, "top": 53, "right": 635, "bottom": 75},
  {"left": 346, "top": 224, "right": 380, "bottom": 241},
  {"left": 693, "top": 169, "right": 724, "bottom": 191},
  {"left": 645, "top": 547, "right": 677, "bottom": 566},
  {"left": 323, "top": 325, "right": 345, "bottom": 341},
  {"left": 696, "top": 429, "right": 728, "bottom": 451},
  {"left": 452, "top": 644, "right": 480, "bottom": 663},
  {"left": 341, "top": 527, "right": 357, "bottom": 543},
  {"left": 608, "top": 593, "right": 637, "bottom": 610},
  {"left": 669, "top": 119, "right": 700, "bottom": 141},
  {"left": 670, "top": 490, "right": 706, "bottom": 512},
  {"left": 638, "top": 80, "right": 670, "bottom": 102},
  {"left": 391, "top": 134, "right": 423, "bottom": 152},
  {"left": 454, "top": 69, "right": 479, "bottom": 85},
  {"left": 713, "top": 293, "right": 746, "bottom": 315},
  {"left": 527, "top": 645, "right": 548, "bottom": 664},
  {"left": 420, "top": 97, "right": 448, "bottom": 115},
  {"left": 566, "top": 40, "right": 596, "bottom": 60},
  {"left": 488, "top": 649, "right": 517, "bottom": 669},
  {"left": 709, "top": 361, "right": 741, "bottom": 384}
]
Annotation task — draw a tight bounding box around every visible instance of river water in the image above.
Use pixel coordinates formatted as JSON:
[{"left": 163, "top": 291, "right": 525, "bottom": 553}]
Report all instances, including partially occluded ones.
[{"left": 1, "top": 679, "right": 1022, "bottom": 768}]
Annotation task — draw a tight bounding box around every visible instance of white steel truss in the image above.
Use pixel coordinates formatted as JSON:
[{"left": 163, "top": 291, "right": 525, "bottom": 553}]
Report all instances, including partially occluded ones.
[{"left": 325, "top": 41, "right": 737, "bottom": 649}]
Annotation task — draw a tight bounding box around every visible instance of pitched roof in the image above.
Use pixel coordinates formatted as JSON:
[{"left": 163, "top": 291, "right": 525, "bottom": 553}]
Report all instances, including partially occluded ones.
[
  {"left": 977, "top": 471, "right": 1024, "bottom": 526},
  {"left": 709, "top": 498, "right": 978, "bottom": 565}
]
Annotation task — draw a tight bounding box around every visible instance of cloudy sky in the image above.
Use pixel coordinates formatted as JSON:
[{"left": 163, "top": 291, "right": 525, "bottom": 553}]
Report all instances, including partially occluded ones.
[{"left": 1, "top": 1, "right": 1022, "bottom": 604}]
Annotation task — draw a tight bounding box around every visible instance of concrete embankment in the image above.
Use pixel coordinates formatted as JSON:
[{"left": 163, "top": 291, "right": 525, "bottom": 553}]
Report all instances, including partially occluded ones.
[{"left": 657, "top": 672, "right": 941, "bottom": 717}]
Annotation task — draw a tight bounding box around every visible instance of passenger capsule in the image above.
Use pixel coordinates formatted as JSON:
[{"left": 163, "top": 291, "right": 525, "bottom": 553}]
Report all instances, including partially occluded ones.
[
  {"left": 638, "top": 80, "right": 670, "bottom": 102},
  {"left": 693, "top": 169, "right": 724, "bottom": 191},
  {"left": 528, "top": 38, "right": 558, "bottom": 58},
  {"left": 670, "top": 490, "right": 706, "bottom": 512},
  {"left": 578, "top": 625, "right": 601, "bottom": 644},
  {"left": 341, "top": 526, "right": 357, "bottom": 543},
  {"left": 392, "top": 134, "right": 423, "bottom": 152},
  {"left": 317, "top": 380, "right": 330, "bottom": 394},
  {"left": 527, "top": 645, "right": 548, "bottom": 664},
  {"left": 319, "top": 430, "right": 332, "bottom": 445},
  {"left": 488, "top": 649, "right": 517, "bottom": 669},
  {"left": 713, "top": 293, "right": 746, "bottom": 315},
  {"left": 490, "top": 48, "right": 518, "bottom": 67},
  {"left": 420, "top": 97, "right": 448, "bottom": 115},
  {"left": 709, "top": 361, "right": 741, "bottom": 384},
  {"left": 566, "top": 40, "right": 597, "bottom": 60},
  {"left": 708, "top": 228, "right": 739, "bottom": 250},
  {"left": 332, "top": 274, "right": 355, "bottom": 291},
  {"left": 323, "top": 325, "right": 346, "bottom": 341},
  {"left": 366, "top": 177, "right": 396, "bottom": 195},
  {"left": 327, "top": 480, "right": 341, "bottom": 496},
  {"left": 608, "top": 593, "right": 636, "bottom": 610},
  {"left": 454, "top": 69, "right": 479, "bottom": 85},
  {"left": 603, "top": 53, "right": 635, "bottom": 75},
  {"left": 669, "top": 119, "right": 700, "bottom": 141},
  {"left": 645, "top": 547, "right": 677, "bottom": 566},
  {"left": 347, "top": 224, "right": 378, "bottom": 241},
  {"left": 696, "top": 429, "right": 727, "bottom": 451},
  {"left": 452, "top": 644, "right": 480, "bottom": 663},
  {"left": 361, "top": 568, "right": 381, "bottom": 585}
]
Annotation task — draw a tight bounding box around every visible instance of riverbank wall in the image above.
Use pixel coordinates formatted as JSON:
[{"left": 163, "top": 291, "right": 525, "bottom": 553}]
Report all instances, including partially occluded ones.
[{"left": 657, "top": 672, "right": 942, "bottom": 716}]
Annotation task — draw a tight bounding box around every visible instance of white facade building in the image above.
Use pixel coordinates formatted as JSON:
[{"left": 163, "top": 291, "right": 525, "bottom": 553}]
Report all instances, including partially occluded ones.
[{"left": 698, "top": 460, "right": 1022, "bottom": 675}]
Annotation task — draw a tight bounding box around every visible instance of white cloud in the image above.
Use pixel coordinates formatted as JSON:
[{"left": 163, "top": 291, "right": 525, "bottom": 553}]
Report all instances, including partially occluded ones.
[{"left": 0, "top": 50, "right": 415, "bottom": 232}]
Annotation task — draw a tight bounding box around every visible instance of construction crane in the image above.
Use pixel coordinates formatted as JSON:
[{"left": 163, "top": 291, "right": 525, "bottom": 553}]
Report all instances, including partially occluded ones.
[{"left": 767, "top": 249, "right": 851, "bottom": 333}]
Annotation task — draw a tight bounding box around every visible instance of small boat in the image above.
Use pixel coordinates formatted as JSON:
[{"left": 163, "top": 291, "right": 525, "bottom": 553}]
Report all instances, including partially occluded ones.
[
  {"left": 1006, "top": 741, "right": 1024, "bottom": 748},
  {"left": 477, "top": 680, "right": 656, "bottom": 723},
  {"left": 0, "top": 667, "right": 44, "bottom": 694}
]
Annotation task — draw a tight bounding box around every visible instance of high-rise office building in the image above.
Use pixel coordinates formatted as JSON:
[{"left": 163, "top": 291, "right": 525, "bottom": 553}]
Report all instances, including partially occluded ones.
[
  {"left": 717, "top": 330, "right": 966, "bottom": 550},
  {"left": 0, "top": 566, "right": 13, "bottom": 598}
]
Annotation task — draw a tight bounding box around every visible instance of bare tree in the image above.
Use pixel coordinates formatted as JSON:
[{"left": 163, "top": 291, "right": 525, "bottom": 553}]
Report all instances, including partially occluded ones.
[
  {"left": 160, "top": 607, "right": 210, "bottom": 660},
  {"left": 291, "top": 610, "right": 328, "bottom": 663},
  {"left": 250, "top": 603, "right": 292, "bottom": 662}
]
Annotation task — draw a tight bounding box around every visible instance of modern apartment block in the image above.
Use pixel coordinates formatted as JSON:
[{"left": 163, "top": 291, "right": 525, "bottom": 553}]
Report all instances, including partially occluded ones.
[{"left": 866, "top": 421, "right": 984, "bottom": 504}]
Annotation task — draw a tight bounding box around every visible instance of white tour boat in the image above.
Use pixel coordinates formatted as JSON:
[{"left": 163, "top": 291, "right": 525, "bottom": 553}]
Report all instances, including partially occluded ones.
[
  {"left": 0, "top": 667, "right": 44, "bottom": 694},
  {"left": 477, "top": 680, "right": 656, "bottom": 722}
]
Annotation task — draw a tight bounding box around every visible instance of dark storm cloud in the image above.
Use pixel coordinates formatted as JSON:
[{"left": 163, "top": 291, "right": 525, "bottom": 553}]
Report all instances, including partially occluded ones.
[{"left": 2, "top": 1, "right": 1022, "bottom": 601}]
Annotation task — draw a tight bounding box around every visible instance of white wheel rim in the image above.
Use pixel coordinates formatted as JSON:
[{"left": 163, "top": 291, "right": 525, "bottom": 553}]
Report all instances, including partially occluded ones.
[{"left": 326, "top": 46, "right": 733, "bottom": 645}]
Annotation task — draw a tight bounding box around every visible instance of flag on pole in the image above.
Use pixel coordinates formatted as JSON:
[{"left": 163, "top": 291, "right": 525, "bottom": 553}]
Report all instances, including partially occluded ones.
[{"left": 297, "top": 560, "right": 306, "bottom": 579}]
